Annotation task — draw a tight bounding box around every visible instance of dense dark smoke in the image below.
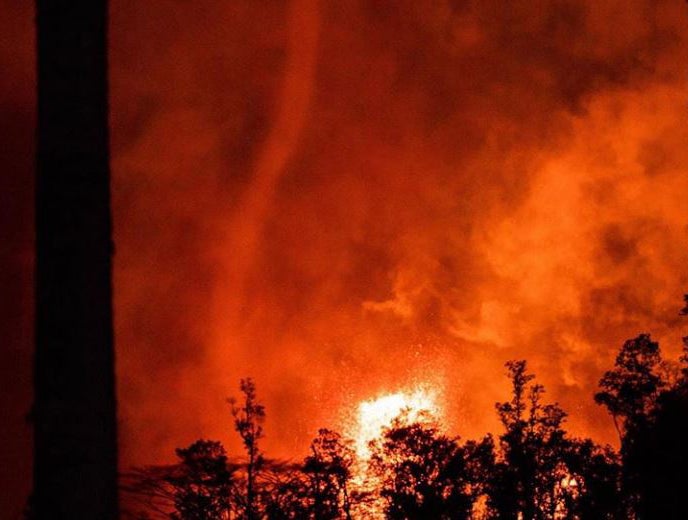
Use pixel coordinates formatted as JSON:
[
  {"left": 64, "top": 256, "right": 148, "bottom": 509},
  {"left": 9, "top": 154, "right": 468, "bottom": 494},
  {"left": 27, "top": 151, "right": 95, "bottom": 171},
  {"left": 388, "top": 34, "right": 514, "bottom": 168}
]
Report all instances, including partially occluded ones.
[{"left": 1, "top": 1, "right": 687, "bottom": 515}]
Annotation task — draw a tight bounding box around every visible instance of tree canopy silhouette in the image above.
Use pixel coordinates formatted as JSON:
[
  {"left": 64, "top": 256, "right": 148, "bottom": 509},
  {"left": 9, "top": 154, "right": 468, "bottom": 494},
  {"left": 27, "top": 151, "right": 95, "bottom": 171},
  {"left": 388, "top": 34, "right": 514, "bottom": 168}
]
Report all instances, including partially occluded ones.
[
  {"left": 122, "top": 294, "right": 688, "bottom": 519},
  {"left": 229, "top": 378, "right": 266, "bottom": 519},
  {"left": 369, "top": 413, "right": 475, "bottom": 519},
  {"left": 167, "top": 440, "right": 234, "bottom": 520},
  {"left": 303, "top": 429, "right": 355, "bottom": 520}
]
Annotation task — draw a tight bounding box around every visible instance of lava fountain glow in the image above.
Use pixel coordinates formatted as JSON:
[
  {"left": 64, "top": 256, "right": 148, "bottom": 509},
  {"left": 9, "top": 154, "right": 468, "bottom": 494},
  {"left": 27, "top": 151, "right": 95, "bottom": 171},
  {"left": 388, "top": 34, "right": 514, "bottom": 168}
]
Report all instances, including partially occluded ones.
[
  {"left": 344, "top": 387, "right": 443, "bottom": 519},
  {"left": 104, "top": 0, "right": 688, "bottom": 478},
  {"left": 351, "top": 387, "right": 441, "bottom": 459}
]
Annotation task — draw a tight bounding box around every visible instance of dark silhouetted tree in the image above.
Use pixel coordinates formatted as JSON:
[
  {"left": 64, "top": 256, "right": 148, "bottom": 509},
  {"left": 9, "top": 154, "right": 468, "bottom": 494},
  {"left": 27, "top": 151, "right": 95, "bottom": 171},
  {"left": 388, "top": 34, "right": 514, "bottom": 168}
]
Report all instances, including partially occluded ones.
[
  {"left": 492, "top": 361, "right": 538, "bottom": 519},
  {"left": 126, "top": 324, "right": 688, "bottom": 520},
  {"left": 121, "top": 440, "right": 237, "bottom": 520},
  {"left": 625, "top": 384, "right": 688, "bottom": 519},
  {"left": 369, "top": 413, "right": 475, "bottom": 519},
  {"left": 33, "top": 0, "right": 117, "bottom": 518},
  {"left": 303, "top": 429, "right": 355, "bottom": 520},
  {"left": 260, "top": 464, "right": 309, "bottom": 520},
  {"left": 229, "top": 378, "right": 266, "bottom": 519},
  {"left": 595, "top": 334, "right": 665, "bottom": 515},
  {"left": 461, "top": 435, "right": 497, "bottom": 519},
  {"left": 563, "top": 439, "right": 621, "bottom": 520},
  {"left": 492, "top": 360, "right": 591, "bottom": 520},
  {"left": 594, "top": 334, "right": 664, "bottom": 439},
  {"left": 606, "top": 303, "right": 688, "bottom": 519},
  {"left": 167, "top": 440, "right": 234, "bottom": 520}
]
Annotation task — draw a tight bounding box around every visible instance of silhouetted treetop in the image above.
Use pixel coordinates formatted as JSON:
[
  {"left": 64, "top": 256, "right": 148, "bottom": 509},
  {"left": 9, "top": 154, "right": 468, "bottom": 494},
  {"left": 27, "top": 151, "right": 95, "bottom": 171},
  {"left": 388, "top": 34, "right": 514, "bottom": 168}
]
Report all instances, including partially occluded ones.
[
  {"left": 594, "top": 334, "right": 664, "bottom": 437},
  {"left": 228, "top": 378, "right": 265, "bottom": 520},
  {"left": 303, "top": 429, "right": 355, "bottom": 519},
  {"left": 168, "top": 440, "right": 234, "bottom": 520},
  {"left": 122, "top": 296, "right": 688, "bottom": 519},
  {"left": 369, "top": 416, "right": 475, "bottom": 520}
]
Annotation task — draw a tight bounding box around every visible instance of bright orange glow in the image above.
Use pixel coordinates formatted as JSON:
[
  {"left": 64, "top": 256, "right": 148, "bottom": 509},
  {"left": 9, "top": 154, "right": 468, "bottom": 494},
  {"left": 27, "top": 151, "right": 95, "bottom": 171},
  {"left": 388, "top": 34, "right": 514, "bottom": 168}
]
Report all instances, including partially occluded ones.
[
  {"left": 351, "top": 387, "right": 440, "bottom": 459},
  {"left": 344, "top": 387, "right": 442, "bottom": 518},
  {"left": 102, "top": 0, "right": 688, "bottom": 471},
  {"left": 3, "top": 0, "right": 688, "bottom": 516}
]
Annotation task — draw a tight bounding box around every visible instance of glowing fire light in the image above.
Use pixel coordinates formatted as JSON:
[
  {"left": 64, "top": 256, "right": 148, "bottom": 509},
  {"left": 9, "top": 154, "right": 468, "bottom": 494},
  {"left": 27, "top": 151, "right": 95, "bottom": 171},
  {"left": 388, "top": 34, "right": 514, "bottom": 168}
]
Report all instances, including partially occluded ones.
[{"left": 352, "top": 387, "right": 440, "bottom": 459}]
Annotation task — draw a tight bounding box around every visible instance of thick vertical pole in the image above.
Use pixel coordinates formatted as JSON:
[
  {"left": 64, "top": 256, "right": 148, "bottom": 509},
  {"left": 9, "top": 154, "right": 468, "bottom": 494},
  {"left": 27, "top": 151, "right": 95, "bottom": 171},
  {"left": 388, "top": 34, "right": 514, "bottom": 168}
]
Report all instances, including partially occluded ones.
[{"left": 34, "top": 1, "right": 118, "bottom": 518}]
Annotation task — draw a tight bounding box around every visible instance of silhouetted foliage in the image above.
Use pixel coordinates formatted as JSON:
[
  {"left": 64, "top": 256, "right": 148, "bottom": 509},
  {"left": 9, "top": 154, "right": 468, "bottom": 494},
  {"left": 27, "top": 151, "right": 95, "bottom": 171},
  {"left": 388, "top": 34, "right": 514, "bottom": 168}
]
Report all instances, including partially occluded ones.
[
  {"left": 303, "top": 429, "right": 355, "bottom": 519},
  {"left": 229, "top": 378, "right": 266, "bottom": 519},
  {"left": 461, "top": 435, "right": 497, "bottom": 518},
  {"left": 562, "top": 439, "right": 621, "bottom": 520},
  {"left": 124, "top": 294, "right": 688, "bottom": 519},
  {"left": 121, "top": 447, "right": 238, "bottom": 520},
  {"left": 492, "top": 361, "right": 568, "bottom": 519},
  {"left": 259, "top": 461, "right": 310, "bottom": 519},
  {"left": 369, "top": 413, "right": 476, "bottom": 519},
  {"left": 604, "top": 300, "right": 688, "bottom": 519},
  {"left": 167, "top": 440, "right": 234, "bottom": 520},
  {"left": 594, "top": 334, "right": 667, "bottom": 515},
  {"left": 492, "top": 360, "right": 622, "bottom": 520},
  {"left": 625, "top": 384, "right": 688, "bottom": 519},
  {"left": 595, "top": 334, "right": 664, "bottom": 439}
]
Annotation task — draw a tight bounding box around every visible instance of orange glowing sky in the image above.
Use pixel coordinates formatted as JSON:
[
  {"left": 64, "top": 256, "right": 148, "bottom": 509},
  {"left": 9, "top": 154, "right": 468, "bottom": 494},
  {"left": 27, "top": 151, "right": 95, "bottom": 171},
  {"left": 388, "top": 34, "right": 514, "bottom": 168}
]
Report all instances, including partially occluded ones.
[
  {"left": 1, "top": 1, "right": 688, "bottom": 514},
  {"left": 107, "top": 0, "right": 688, "bottom": 467}
]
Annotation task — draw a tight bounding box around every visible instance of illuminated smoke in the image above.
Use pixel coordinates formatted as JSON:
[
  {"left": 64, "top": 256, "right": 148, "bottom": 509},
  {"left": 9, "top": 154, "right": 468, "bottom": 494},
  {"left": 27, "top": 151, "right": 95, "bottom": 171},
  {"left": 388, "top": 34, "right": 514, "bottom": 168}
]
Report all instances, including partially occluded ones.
[
  {"left": 105, "top": 0, "right": 688, "bottom": 469},
  {"left": 3, "top": 0, "right": 687, "bottom": 516}
]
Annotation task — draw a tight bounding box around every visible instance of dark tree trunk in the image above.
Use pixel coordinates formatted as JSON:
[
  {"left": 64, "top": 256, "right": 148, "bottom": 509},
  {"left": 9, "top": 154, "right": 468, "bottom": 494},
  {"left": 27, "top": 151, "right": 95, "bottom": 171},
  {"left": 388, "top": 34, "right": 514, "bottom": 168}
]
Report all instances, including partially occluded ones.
[{"left": 33, "top": 1, "right": 118, "bottom": 518}]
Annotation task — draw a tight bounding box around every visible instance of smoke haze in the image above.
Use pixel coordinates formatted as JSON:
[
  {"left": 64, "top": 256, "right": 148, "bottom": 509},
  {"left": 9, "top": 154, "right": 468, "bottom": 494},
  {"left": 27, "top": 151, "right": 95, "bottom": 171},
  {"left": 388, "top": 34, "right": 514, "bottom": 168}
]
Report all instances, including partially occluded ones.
[{"left": 1, "top": 0, "right": 687, "bottom": 514}]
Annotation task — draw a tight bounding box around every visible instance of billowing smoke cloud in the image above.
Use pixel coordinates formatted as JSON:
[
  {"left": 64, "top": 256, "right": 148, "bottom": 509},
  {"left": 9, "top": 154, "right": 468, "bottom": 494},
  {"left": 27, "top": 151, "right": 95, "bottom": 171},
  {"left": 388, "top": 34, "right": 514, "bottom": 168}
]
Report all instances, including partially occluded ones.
[
  {"left": 111, "top": 0, "right": 688, "bottom": 465},
  {"left": 110, "top": 0, "right": 688, "bottom": 466},
  {"left": 2, "top": 4, "right": 686, "bottom": 505}
]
